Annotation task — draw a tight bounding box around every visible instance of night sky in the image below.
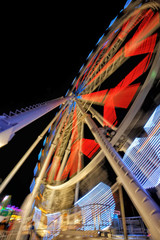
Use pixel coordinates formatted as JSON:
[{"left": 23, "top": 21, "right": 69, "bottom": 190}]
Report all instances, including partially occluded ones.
[{"left": 0, "top": 1, "right": 127, "bottom": 207}]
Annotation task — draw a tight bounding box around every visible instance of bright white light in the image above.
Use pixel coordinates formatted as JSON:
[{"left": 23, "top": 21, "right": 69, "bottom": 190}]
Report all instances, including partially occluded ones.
[{"left": 123, "top": 105, "right": 160, "bottom": 189}]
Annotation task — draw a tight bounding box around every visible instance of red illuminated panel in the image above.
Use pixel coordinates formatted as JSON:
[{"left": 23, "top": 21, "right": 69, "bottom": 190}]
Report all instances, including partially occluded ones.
[
  {"left": 81, "top": 138, "right": 100, "bottom": 158},
  {"left": 60, "top": 138, "right": 100, "bottom": 180},
  {"left": 103, "top": 24, "right": 157, "bottom": 127},
  {"left": 120, "top": 9, "right": 154, "bottom": 41},
  {"left": 62, "top": 149, "right": 78, "bottom": 179},
  {"left": 60, "top": 106, "right": 81, "bottom": 180},
  {"left": 60, "top": 140, "right": 81, "bottom": 180},
  {"left": 117, "top": 55, "right": 151, "bottom": 89},
  {"left": 102, "top": 56, "right": 150, "bottom": 126},
  {"left": 125, "top": 34, "right": 157, "bottom": 57},
  {"left": 82, "top": 53, "right": 149, "bottom": 106},
  {"left": 107, "top": 84, "right": 140, "bottom": 109},
  {"left": 103, "top": 55, "right": 150, "bottom": 126},
  {"left": 60, "top": 154, "right": 74, "bottom": 180},
  {"left": 81, "top": 90, "right": 108, "bottom": 104},
  {"left": 103, "top": 99, "right": 117, "bottom": 127},
  {"left": 103, "top": 84, "right": 140, "bottom": 126},
  {"left": 113, "top": 84, "right": 140, "bottom": 108}
]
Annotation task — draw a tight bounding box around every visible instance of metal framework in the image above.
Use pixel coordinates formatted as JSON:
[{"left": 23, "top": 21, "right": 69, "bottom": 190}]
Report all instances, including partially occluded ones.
[{"left": 0, "top": 1, "right": 160, "bottom": 239}]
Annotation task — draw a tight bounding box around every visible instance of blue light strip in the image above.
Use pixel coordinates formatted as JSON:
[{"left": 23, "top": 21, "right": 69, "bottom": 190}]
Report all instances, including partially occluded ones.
[
  {"left": 34, "top": 163, "right": 38, "bottom": 176},
  {"left": 65, "top": 89, "right": 70, "bottom": 97},
  {"left": 72, "top": 77, "right": 76, "bottom": 86},
  {"left": 30, "top": 178, "right": 35, "bottom": 192},
  {"left": 87, "top": 50, "right": 94, "bottom": 60},
  {"left": 96, "top": 34, "right": 105, "bottom": 45},
  {"left": 38, "top": 149, "right": 42, "bottom": 160},
  {"left": 108, "top": 16, "right": 118, "bottom": 28},
  {"left": 79, "top": 64, "right": 84, "bottom": 73},
  {"left": 43, "top": 136, "right": 47, "bottom": 146},
  {"left": 123, "top": 0, "right": 132, "bottom": 10}
]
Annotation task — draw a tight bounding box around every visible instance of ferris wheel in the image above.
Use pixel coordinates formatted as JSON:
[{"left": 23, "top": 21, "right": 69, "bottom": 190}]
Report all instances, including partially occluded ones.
[
  {"left": 32, "top": 0, "right": 160, "bottom": 205},
  {"left": 26, "top": 0, "right": 160, "bottom": 232},
  {"left": 1, "top": 0, "right": 160, "bottom": 239}
]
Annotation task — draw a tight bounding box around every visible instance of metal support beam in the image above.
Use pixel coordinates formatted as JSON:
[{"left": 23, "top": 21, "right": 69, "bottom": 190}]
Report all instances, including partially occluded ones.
[
  {"left": 118, "top": 183, "right": 128, "bottom": 240},
  {"left": 89, "top": 106, "right": 117, "bottom": 131},
  {"left": 76, "top": 100, "right": 160, "bottom": 240},
  {"left": 0, "top": 96, "right": 71, "bottom": 147}
]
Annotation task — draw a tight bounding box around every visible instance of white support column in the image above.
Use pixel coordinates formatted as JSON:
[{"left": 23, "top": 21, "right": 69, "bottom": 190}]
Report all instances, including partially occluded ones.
[
  {"left": 76, "top": 100, "right": 160, "bottom": 240},
  {"left": 0, "top": 96, "right": 71, "bottom": 147}
]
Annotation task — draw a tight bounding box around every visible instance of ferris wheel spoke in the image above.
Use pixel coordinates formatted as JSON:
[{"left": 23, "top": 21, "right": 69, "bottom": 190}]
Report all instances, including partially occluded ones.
[
  {"left": 47, "top": 107, "right": 70, "bottom": 183},
  {"left": 54, "top": 106, "right": 80, "bottom": 182}
]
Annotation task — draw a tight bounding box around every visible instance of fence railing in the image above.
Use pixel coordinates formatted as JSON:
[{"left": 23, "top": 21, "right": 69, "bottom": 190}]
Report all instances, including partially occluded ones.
[
  {"left": 111, "top": 216, "right": 147, "bottom": 236},
  {"left": 0, "top": 207, "right": 148, "bottom": 239}
]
